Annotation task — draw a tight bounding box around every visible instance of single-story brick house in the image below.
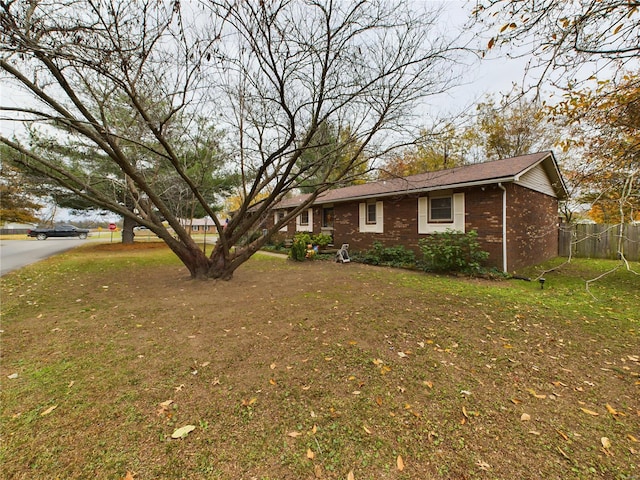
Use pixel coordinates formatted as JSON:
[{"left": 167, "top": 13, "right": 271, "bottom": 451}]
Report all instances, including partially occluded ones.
[
  {"left": 268, "top": 151, "right": 568, "bottom": 272},
  {"left": 179, "top": 217, "right": 215, "bottom": 234}
]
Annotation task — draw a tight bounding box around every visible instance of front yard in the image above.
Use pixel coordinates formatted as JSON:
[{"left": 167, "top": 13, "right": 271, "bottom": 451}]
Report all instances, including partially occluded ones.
[{"left": 1, "top": 243, "right": 638, "bottom": 479}]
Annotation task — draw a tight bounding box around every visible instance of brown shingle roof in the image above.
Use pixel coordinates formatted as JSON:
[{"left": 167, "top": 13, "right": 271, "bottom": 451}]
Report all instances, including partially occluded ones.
[{"left": 277, "top": 151, "right": 566, "bottom": 208}]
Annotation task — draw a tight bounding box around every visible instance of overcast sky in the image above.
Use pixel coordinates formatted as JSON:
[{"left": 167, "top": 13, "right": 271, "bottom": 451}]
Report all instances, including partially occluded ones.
[{"left": 424, "top": 1, "right": 537, "bottom": 117}]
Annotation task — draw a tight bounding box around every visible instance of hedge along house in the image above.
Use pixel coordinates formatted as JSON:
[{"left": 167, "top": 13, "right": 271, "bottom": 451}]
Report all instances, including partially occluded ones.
[{"left": 268, "top": 151, "right": 568, "bottom": 272}]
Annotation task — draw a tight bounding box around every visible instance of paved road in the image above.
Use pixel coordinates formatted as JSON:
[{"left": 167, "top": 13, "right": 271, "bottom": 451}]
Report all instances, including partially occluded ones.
[{"left": 0, "top": 238, "right": 91, "bottom": 276}]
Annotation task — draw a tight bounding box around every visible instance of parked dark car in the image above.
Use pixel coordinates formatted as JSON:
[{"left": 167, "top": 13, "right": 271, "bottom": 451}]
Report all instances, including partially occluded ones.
[{"left": 27, "top": 225, "right": 90, "bottom": 240}]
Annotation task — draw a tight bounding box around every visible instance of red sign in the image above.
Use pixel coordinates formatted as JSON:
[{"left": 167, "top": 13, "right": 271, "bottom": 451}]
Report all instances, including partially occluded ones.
[{"left": 108, "top": 223, "right": 117, "bottom": 231}]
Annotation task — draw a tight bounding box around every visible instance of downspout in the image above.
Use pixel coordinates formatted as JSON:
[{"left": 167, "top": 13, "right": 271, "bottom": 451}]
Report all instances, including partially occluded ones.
[{"left": 498, "top": 183, "right": 508, "bottom": 272}]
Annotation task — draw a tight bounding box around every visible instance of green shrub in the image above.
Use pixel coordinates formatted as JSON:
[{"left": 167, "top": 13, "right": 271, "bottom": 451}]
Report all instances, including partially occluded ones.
[
  {"left": 418, "top": 229, "right": 488, "bottom": 274},
  {"left": 354, "top": 242, "right": 415, "bottom": 268},
  {"left": 311, "top": 233, "right": 332, "bottom": 249},
  {"left": 289, "top": 233, "right": 312, "bottom": 262}
]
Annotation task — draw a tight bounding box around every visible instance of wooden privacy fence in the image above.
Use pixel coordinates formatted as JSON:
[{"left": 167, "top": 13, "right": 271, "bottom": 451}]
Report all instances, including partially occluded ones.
[{"left": 559, "top": 224, "right": 640, "bottom": 261}]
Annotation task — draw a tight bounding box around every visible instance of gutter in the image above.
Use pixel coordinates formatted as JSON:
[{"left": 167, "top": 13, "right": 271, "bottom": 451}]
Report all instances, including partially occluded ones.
[{"left": 498, "top": 182, "right": 508, "bottom": 272}]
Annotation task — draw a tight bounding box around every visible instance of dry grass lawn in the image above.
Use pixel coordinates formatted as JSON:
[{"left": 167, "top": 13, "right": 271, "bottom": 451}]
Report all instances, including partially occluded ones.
[{"left": 1, "top": 243, "right": 639, "bottom": 479}]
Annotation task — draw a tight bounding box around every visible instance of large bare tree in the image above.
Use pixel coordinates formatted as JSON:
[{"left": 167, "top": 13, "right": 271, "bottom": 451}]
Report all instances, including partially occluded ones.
[
  {"left": 473, "top": 0, "right": 640, "bottom": 89},
  {"left": 1, "top": 0, "right": 465, "bottom": 280}
]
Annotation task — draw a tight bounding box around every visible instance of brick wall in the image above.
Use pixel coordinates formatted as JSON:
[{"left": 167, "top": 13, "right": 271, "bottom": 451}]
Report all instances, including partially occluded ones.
[
  {"left": 331, "top": 195, "right": 422, "bottom": 252},
  {"left": 505, "top": 183, "right": 559, "bottom": 271},
  {"left": 268, "top": 182, "right": 559, "bottom": 271},
  {"left": 464, "top": 185, "right": 506, "bottom": 270}
]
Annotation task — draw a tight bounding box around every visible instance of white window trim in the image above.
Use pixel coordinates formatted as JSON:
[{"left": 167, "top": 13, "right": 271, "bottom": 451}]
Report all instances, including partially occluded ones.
[
  {"left": 296, "top": 208, "right": 313, "bottom": 232},
  {"left": 359, "top": 201, "right": 384, "bottom": 233},
  {"left": 418, "top": 193, "right": 465, "bottom": 234},
  {"left": 274, "top": 211, "right": 288, "bottom": 232}
]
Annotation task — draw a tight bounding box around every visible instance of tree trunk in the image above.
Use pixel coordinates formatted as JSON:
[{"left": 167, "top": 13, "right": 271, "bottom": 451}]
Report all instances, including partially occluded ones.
[
  {"left": 122, "top": 216, "right": 136, "bottom": 244},
  {"left": 207, "top": 244, "right": 237, "bottom": 280}
]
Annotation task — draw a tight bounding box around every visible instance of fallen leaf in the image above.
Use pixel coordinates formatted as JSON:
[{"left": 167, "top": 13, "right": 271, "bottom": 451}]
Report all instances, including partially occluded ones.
[
  {"left": 307, "top": 448, "right": 315, "bottom": 459},
  {"left": 476, "top": 460, "right": 491, "bottom": 471},
  {"left": 314, "top": 464, "right": 322, "bottom": 478},
  {"left": 601, "top": 437, "right": 611, "bottom": 449},
  {"left": 423, "top": 381, "right": 433, "bottom": 389},
  {"left": 520, "top": 413, "right": 531, "bottom": 421},
  {"left": 122, "top": 472, "right": 135, "bottom": 480},
  {"left": 363, "top": 425, "right": 372, "bottom": 434},
  {"left": 40, "top": 405, "right": 57, "bottom": 416},
  {"left": 270, "top": 363, "right": 276, "bottom": 370},
  {"left": 529, "top": 430, "right": 541, "bottom": 435},
  {"left": 526, "top": 388, "right": 546, "bottom": 399},
  {"left": 347, "top": 470, "right": 355, "bottom": 480},
  {"left": 171, "top": 425, "right": 196, "bottom": 439},
  {"left": 557, "top": 430, "right": 569, "bottom": 441},
  {"left": 242, "top": 397, "right": 257, "bottom": 407},
  {"left": 605, "top": 403, "right": 620, "bottom": 416},
  {"left": 462, "top": 406, "right": 469, "bottom": 419},
  {"left": 397, "top": 351, "right": 408, "bottom": 358},
  {"left": 352, "top": 391, "right": 361, "bottom": 395},
  {"left": 287, "top": 431, "right": 302, "bottom": 438},
  {"left": 269, "top": 378, "right": 277, "bottom": 385},
  {"left": 557, "top": 446, "right": 571, "bottom": 460},
  {"left": 627, "top": 434, "right": 638, "bottom": 442},
  {"left": 510, "top": 398, "right": 522, "bottom": 405},
  {"left": 175, "top": 384, "right": 185, "bottom": 392},
  {"left": 580, "top": 408, "right": 599, "bottom": 416},
  {"left": 397, "top": 455, "right": 405, "bottom": 471},
  {"left": 7, "top": 373, "right": 18, "bottom": 379},
  {"left": 157, "top": 399, "right": 174, "bottom": 416}
]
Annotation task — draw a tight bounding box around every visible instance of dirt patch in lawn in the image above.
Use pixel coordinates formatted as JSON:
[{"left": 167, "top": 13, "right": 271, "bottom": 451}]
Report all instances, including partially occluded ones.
[{"left": 1, "top": 245, "right": 638, "bottom": 479}]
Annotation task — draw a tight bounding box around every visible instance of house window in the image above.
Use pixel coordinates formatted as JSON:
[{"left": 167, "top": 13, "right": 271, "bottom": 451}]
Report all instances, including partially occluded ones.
[
  {"left": 296, "top": 208, "right": 313, "bottom": 232},
  {"left": 366, "top": 203, "right": 377, "bottom": 224},
  {"left": 429, "top": 196, "right": 453, "bottom": 222},
  {"left": 322, "top": 207, "right": 334, "bottom": 228},
  {"left": 192, "top": 225, "right": 199, "bottom": 232},
  {"left": 418, "top": 193, "right": 465, "bottom": 234},
  {"left": 359, "top": 201, "right": 383, "bottom": 233},
  {"left": 275, "top": 210, "right": 288, "bottom": 232}
]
